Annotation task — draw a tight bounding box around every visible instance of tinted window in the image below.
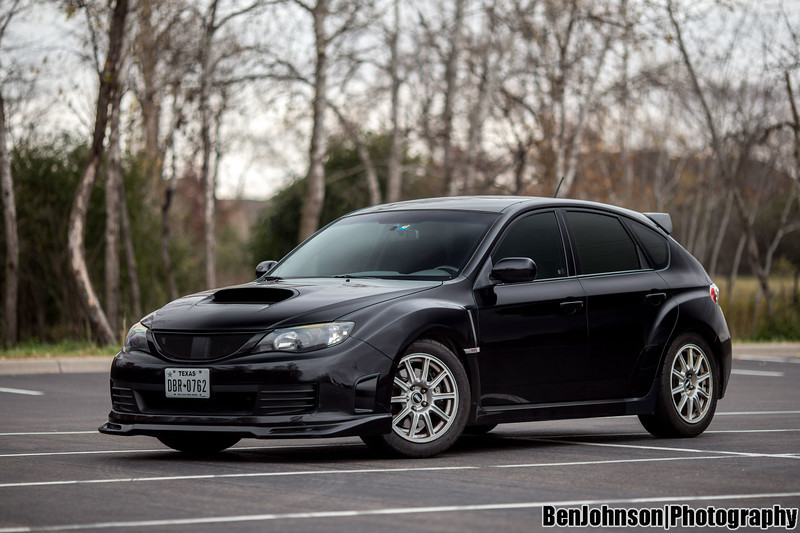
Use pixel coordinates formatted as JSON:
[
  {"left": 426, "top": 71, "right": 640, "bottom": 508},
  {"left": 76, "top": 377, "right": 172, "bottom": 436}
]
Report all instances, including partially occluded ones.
[
  {"left": 628, "top": 221, "right": 669, "bottom": 269},
  {"left": 493, "top": 212, "right": 567, "bottom": 279},
  {"left": 566, "top": 211, "right": 640, "bottom": 274},
  {"left": 271, "top": 211, "right": 498, "bottom": 279}
]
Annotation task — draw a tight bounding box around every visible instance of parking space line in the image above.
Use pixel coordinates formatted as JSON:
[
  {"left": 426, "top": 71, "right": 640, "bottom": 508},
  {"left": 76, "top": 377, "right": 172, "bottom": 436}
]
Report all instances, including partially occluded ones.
[
  {"left": 0, "top": 453, "right": 777, "bottom": 489},
  {"left": 0, "top": 387, "right": 44, "bottom": 396},
  {"left": 731, "top": 369, "right": 785, "bottom": 376},
  {"left": 532, "top": 438, "right": 800, "bottom": 460},
  {"left": 1, "top": 491, "right": 798, "bottom": 532},
  {"left": 0, "top": 465, "right": 479, "bottom": 489},
  {"left": 0, "top": 431, "right": 97, "bottom": 436}
]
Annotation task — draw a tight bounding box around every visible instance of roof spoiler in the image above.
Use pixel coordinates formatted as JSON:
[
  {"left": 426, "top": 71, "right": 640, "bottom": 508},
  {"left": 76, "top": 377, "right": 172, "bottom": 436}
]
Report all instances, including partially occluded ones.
[{"left": 644, "top": 213, "right": 673, "bottom": 234}]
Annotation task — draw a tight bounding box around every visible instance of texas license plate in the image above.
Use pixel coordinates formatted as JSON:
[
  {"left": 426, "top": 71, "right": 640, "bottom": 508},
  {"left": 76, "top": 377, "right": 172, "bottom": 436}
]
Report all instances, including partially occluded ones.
[{"left": 165, "top": 368, "right": 210, "bottom": 398}]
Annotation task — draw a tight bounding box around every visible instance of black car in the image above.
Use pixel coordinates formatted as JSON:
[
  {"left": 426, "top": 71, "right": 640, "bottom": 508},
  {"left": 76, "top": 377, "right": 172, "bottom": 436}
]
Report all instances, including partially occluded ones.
[{"left": 100, "top": 196, "right": 732, "bottom": 458}]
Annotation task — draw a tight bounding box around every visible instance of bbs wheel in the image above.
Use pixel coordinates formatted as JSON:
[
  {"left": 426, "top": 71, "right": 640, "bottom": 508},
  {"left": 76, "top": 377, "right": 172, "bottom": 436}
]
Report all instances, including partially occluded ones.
[
  {"left": 157, "top": 433, "right": 241, "bottom": 454},
  {"left": 639, "top": 334, "right": 718, "bottom": 438},
  {"left": 361, "top": 339, "right": 470, "bottom": 458}
]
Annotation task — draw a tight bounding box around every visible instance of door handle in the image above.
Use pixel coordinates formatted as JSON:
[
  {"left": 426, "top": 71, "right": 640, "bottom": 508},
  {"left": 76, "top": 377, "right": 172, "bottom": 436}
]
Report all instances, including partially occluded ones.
[
  {"left": 645, "top": 292, "right": 667, "bottom": 305},
  {"left": 560, "top": 300, "right": 584, "bottom": 314}
]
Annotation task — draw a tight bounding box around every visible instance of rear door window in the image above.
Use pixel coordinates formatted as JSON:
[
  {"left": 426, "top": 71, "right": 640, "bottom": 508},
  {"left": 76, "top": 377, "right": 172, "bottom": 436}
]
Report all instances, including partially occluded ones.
[{"left": 565, "top": 211, "right": 641, "bottom": 275}]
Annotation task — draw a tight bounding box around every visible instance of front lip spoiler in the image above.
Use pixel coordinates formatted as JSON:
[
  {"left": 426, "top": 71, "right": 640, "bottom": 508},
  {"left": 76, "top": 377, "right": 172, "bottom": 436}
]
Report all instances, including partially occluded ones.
[{"left": 99, "top": 413, "right": 392, "bottom": 439}]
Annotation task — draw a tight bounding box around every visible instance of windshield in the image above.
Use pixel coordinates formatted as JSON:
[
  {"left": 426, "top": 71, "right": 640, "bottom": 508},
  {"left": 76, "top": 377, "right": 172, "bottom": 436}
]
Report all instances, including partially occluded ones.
[{"left": 270, "top": 210, "right": 498, "bottom": 280}]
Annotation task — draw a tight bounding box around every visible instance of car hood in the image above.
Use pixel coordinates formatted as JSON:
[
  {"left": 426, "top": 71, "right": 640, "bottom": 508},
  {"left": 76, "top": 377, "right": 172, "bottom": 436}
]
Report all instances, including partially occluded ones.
[{"left": 142, "top": 278, "right": 441, "bottom": 332}]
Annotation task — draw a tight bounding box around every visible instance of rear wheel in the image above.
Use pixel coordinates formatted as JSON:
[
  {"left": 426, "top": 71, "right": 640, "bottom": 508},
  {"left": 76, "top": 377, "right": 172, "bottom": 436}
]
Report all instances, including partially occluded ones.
[
  {"left": 639, "top": 333, "right": 718, "bottom": 438},
  {"left": 361, "top": 339, "right": 470, "bottom": 458},
  {"left": 157, "top": 433, "right": 241, "bottom": 454}
]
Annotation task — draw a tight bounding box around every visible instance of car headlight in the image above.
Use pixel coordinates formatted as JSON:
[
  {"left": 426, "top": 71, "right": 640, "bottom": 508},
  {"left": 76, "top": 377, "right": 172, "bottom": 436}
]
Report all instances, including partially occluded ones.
[
  {"left": 123, "top": 322, "right": 149, "bottom": 353},
  {"left": 255, "top": 322, "right": 354, "bottom": 353}
]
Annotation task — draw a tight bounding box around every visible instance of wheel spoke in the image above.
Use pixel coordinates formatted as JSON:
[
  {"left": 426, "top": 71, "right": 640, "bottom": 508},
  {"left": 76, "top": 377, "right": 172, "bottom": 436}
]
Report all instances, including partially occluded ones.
[
  {"left": 407, "top": 411, "right": 421, "bottom": 438},
  {"left": 671, "top": 384, "right": 684, "bottom": 396},
  {"left": 394, "top": 376, "right": 410, "bottom": 392},
  {"left": 421, "top": 412, "right": 434, "bottom": 437},
  {"left": 391, "top": 394, "right": 407, "bottom": 404},
  {"left": 429, "top": 403, "right": 451, "bottom": 422},
  {"left": 677, "top": 394, "right": 688, "bottom": 414},
  {"left": 404, "top": 359, "right": 417, "bottom": 383},
  {"left": 428, "top": 370, "right": 448, "bottom": 390},
  {"left": 432, "top": 391, "right": 456, "bottom": 401},
  {"left": 421, "top": 358, "right": 431, "bottom": 384},
  {"left": 672, "top": 368, "right": 685, "bottom": 381}
]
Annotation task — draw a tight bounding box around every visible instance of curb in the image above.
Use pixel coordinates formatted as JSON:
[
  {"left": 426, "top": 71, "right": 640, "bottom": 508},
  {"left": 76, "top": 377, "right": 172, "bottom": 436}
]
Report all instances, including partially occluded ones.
[{"left": 0, "top": 357, "right": 113, "bottom": 376}]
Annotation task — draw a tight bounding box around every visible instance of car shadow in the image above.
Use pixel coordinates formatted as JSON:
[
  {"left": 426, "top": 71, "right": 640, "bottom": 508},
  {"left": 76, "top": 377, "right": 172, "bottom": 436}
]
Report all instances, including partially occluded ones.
[{"left": 115, "top": 427, "right": 664, "bottom": 465}]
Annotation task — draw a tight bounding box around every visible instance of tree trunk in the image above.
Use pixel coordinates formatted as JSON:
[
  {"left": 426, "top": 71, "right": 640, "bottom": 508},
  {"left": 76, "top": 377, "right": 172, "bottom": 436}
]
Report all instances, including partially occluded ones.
[
  {"left": 67, "top": 0, "right": 128, "bottom": 346},
  {"left": 386, "top": 0, "right": 403, "bottom": 203},
  {"left": 120, "top": 185, "right": 142, "bottom": 320},
  {"left": 0, "top": 93, "right": 18, "bottom": 346},
  {"left": 105, "top": 93, "right": 123, "bottom": 334},
  {"left": 442, "top": 0, "right": 466, "bottom": 196},
  {"left": 200, "top": 0, "right": 219, "bottom": 288},
  {"left": 298, "top": 0, "right": 329, "bottom": 241}
]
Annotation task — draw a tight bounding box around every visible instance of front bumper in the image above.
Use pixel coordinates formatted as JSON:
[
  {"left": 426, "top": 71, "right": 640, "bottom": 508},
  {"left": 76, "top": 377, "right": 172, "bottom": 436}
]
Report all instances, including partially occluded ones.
[{"left": 99, "top": 337, "right": 395, "bottom": 439}]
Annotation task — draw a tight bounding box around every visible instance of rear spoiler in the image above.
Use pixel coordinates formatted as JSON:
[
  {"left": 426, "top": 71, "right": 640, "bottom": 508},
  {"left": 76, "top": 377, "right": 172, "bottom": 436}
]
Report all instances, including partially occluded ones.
[{"left": 644, "top": 212, "right": 673, "bottom": 234}]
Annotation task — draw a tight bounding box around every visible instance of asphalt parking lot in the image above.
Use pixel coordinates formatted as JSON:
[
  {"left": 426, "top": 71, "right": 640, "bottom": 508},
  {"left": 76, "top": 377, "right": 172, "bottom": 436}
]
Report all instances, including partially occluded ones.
[{"left": 0, "top": 345, "right": 798, "bottom": 532}]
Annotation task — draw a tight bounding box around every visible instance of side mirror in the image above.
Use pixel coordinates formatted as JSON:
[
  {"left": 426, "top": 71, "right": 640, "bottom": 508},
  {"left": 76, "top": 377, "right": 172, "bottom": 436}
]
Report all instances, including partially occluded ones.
[
  {"left": 491, "top": 257, "right": 537, "bottom": 284},
  {"left": 255, "top": 260, "right": 278, "bottom": 278}
]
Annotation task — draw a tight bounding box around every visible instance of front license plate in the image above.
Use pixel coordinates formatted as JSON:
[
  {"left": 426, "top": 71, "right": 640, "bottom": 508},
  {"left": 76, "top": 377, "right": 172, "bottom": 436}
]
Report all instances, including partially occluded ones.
[{"left": 165, "top": 368, "right": 210, "bottom": 399}]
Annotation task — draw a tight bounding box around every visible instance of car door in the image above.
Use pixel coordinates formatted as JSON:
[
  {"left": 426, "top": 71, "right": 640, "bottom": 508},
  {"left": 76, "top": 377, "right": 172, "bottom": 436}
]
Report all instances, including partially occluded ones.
[
  {"left": 563, "top": 209, "right": 675, "bottom": 401},
  {"left": 475, "top": 210, "right": 590, "bottom": 405}
]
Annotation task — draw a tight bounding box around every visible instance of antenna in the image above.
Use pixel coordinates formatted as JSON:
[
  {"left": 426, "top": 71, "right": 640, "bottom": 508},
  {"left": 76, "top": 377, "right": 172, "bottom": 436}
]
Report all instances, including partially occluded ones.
[{"left": 553, "top": 177, "right": 565, "bottom": 198}]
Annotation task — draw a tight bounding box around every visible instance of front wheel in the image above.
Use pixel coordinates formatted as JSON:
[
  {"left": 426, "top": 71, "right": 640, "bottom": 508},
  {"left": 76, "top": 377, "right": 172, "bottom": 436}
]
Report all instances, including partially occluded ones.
[
  {"left": 157, "top": 433, "right": 241, "bottom": 454},
  {"left": 361, "top": 339, "right": 470, "bottom": 458},
  {"left": 639, "top": 334, "right": 718, "bottom": 438}
]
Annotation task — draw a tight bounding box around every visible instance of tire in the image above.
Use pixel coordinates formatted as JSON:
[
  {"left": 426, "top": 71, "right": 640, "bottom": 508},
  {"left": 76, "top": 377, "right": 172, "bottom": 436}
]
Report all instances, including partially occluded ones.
[
  {"left": 639, "top": 333, "right": 718, "bottom": 438},
  {"left": 463, "top": 424, "right": 497, "bottom": 435},
  {"left": 361, "top": 339, "right": 470, "bottom": 458},
  {"left": 157, "top": 432, "right": 241, "bottom": 454}
]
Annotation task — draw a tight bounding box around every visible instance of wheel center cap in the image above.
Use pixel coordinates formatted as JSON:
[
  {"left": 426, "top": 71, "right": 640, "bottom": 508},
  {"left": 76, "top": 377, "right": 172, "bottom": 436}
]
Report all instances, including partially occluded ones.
[{"left": 411, "top": 392, "right": 424, "bottom": 404}]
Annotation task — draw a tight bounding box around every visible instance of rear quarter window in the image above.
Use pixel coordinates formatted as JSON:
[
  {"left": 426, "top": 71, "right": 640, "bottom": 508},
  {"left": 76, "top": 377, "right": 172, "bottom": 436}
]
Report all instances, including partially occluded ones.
[{"left": 627, "top": 220, "right": 670, "bottom": 269}]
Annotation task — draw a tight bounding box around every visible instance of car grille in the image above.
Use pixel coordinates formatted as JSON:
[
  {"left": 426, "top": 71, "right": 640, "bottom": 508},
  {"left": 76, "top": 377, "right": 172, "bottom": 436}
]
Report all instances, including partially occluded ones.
[
  {"left": 153, "top": 332, "right": 258, "bottom": 361},
  {"left": 255, "top": 385, "right": 318, "bottom": 415},
  {"left": 111, "top": 387, "right": 138, "bottom": 413},
  {"left": 114, "top": 384, "right": 318, "bottom": 416}
]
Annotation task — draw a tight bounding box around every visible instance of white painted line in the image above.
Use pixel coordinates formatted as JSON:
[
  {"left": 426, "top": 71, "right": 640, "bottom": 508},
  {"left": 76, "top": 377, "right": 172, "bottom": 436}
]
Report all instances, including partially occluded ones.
[
  {"left": 0, "top": 451, "right": 784, "bottom": 489},
  {"left": 0, "top": 466, "right": 479, "bottom": 489},
  {"left": 0, "top": 387, "right": 44, "bottom": 396},
  {"left": 1, "top": 492, "right": 798, "bottom": 532},
  {"left": 0, "top": 431, "right": 97, "bottom": 436},
  {"left": 731, "top": 369, "right": 785, "bottom": 377},
  {"left": 716, "top": 410, "right": 800, "bottom": 415},
  {"left": 737, "top": 355, "right": 800, "bottom": 364},
  {"left": 534, "top": 438, "right": 800, "bottom": 460}
]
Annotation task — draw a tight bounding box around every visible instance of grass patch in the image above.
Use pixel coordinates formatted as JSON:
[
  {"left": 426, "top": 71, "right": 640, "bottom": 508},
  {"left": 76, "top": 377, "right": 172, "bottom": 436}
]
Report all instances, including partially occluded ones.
[
  {"left": 719, "top": 275, "right": 800, "bottom": 341},
  {"left": 0, "top": 340, "right": 118, "bottom": 359}
]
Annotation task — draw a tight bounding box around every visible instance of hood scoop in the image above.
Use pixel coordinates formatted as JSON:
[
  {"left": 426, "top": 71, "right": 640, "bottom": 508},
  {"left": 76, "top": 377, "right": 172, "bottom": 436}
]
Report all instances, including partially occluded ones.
[{"left": 213, "top": 287, "right": 296, "bottom": 304}]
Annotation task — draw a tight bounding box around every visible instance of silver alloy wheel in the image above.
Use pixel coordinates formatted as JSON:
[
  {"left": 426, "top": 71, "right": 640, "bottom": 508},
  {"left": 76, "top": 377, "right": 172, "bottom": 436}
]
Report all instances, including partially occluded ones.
[
  {"left": 390, "top": 352, "right": 459, "bottom": 443},
  {"left": 669, "top": 343, "right": 714, "bottom": 424}
]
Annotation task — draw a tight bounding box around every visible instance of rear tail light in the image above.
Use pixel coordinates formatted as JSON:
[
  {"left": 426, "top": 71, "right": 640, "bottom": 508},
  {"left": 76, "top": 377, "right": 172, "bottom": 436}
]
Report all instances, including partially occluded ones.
[{"left": 710, "top": 283, "right": 720, "bottom": 304}]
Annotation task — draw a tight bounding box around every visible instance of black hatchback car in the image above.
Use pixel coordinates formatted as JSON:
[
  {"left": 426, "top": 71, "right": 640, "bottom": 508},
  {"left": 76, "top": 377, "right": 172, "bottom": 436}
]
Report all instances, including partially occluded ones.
[{"left": 100, "top": 196, "right": 731, "bottom": 458}]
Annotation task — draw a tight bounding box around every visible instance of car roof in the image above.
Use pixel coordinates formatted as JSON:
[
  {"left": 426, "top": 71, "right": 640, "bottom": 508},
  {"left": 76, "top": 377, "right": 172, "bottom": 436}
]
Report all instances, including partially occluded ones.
[{"left": 353, "top": 195, "right": 652, "bottom": 221}]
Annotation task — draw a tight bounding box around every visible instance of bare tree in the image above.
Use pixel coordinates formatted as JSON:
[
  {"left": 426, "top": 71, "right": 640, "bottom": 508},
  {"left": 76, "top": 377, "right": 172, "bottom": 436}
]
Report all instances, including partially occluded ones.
[
  {"left": 0, "top": 92, "right": 16, "bottom": 346},
  {"left": 0, "top": 0, "right": 33, "bottom": 346},
  {"left": 67, "top": 0, "right": 129, "bottom": 345},
  {"left": 104, "top": 90, "right": 123, "bottom": 334}
]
